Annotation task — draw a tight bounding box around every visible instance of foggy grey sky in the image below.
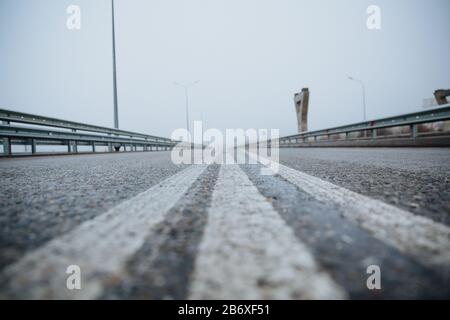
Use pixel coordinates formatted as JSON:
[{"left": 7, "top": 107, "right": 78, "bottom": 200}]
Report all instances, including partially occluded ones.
[{"left": 1, "top": 0, "right": 449, "bottom": 137}]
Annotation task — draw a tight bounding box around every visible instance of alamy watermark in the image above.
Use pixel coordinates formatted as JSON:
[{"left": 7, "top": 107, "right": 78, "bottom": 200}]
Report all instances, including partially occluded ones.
[
  {"left": 367, "top": 5, "right": 382, "bottom": 30},
  {"left": 66, "top": 5, "right": 81, "bottom": 30},
  {"left": 366, "top": 264, "right": 381, "bottom": 290},
  {"left": 66, "top": 265, "right": 81, "bottom": 290},
  {"left": 170, "top": 121, "right": 280, "bottom": 175}
]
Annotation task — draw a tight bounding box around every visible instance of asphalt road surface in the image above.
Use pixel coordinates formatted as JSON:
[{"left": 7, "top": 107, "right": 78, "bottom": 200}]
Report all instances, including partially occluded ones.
[{"left": 0, "top": 148, "right": 449, "bottom": 299}]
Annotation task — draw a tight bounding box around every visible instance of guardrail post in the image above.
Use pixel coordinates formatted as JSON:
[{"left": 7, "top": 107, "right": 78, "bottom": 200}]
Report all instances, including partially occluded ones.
[
  {"left": 411, "top": 124, "right": 418, "bottom": 138},
  {"left": 67, "top": 141, "right": 77, "bottom": 153},
  {"left": 71, "top": 129, "right": 78, "bottom": 153},
  {"left": 31, "top": 139, "right": 36, "bottom": 154},
  {"left": 3, "top": 138, "right": 11, "bottom": 156}
]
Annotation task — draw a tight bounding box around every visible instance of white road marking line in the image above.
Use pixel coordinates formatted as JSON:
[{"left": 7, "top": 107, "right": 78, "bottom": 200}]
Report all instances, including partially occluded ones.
[
  {"left": 249, "top": 152, "right": 450, "bottom": 267},
  {"left": 0, "top": 165, "right": 208, "bottom": 299},
  {"left": 188, "top": 164, "right": 346, "bottom": 300}
]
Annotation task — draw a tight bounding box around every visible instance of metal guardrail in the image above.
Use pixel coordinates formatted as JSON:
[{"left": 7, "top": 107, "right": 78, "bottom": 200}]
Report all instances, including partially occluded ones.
[
  {"left": 277, "top": 104, "right": 450, "bottom": 147},
  {"left": 0, "top": 108, "right": 177, "bottom": 156}
]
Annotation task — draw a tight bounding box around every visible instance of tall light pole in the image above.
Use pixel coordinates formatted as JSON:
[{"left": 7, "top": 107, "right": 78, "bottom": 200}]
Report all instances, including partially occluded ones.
[
  {"left": 173, "top": 81, "right": 199, "bottom": 133},
  {"left": 348, "top": 76, "right": 367, "bottom": 121},
  {"left": 111, "top": 0, "right": 119, "bottom": 128}
]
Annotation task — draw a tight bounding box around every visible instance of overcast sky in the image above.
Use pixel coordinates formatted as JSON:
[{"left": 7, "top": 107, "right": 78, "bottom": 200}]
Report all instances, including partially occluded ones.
[{"left": 0, "top": 0, "right": 449, "bottom": 137}]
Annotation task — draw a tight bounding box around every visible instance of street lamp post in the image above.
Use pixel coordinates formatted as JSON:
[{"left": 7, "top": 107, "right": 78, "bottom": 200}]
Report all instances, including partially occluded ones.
[
  {"left": 348, "top": 77, "right": 367, "bottom": 121},
  {"left": 111, "top": 0, "right": 119, "bottom": 129},
  {"left": 173, "top": 81, "right": 200, "bottom": 133}
]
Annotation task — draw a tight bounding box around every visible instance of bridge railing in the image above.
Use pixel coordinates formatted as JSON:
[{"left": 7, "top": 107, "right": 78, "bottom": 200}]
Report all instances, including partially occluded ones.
[
  {"left": 0, "top": 108, "right": 177, "bottom": 156},
  {"left": 277, "top": 104, "right": 450, "bottom": 147}
]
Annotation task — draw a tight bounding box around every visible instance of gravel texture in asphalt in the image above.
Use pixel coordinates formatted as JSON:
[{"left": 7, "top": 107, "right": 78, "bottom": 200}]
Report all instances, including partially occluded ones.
[
  {"left": 243, "top": 164, "right": 449, "bottom": 299},
  {"left": 0, "top": 152, "right": 186, "bottom": 271},
  {"left": 279, "top": 148, "right": 450, "bottom": 225},
  {"left": 0, "top": 148, "right": 449, "bottom": 299}
]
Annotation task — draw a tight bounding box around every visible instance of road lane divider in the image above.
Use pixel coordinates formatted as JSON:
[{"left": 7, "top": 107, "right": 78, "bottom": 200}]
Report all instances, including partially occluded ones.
[
  {"left": 248, "top": 152, "right": 450, "bottom": 267},
  {"left": 0, "top": 164, "right": 208, "bottom": 299},
  {"left": 188, "top": 164, "right": 346, "bottom": 299}
]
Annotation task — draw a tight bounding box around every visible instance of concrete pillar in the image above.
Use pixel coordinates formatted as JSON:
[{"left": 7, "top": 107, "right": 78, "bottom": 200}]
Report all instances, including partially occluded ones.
[
  {"left": 372, "top": 129, "right": 377, "bottom": 139},
  {"left": 294, "top": 88, "right": 310, "bottom": 133},
  {"left": 92, "top": 143, "right": 96, "bottom": 153},
  {"left": 434, "top": 89, "right": 450, "bottom": 105},
  {"left": 108, "top": 143, "right": 113, "bottom": 152}
]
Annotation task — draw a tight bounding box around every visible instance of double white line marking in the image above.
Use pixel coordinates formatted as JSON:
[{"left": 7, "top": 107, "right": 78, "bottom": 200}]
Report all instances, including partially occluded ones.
[
  {"left": 250, "top": 152, "right": 450, "bottom": 267},
  {"left": 1, "top": 165, "right": 208, "bottom": 299},
  {"left": 3, "top": 155, "right": 449, "bottom": 299},
  {"left": 189, "top": 164, "right": 346, "bottom": 299}
]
